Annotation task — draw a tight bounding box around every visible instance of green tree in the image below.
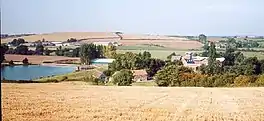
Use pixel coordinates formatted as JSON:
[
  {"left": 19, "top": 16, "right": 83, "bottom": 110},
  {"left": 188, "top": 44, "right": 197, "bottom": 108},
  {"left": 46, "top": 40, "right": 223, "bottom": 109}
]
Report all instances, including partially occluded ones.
[
  {"left": 10, "top": 38, "right": 26, "bottom": 46},
  {"left": 223, "top": 38, "right": 236, "bottom": 66},
  {"left": 79, "top": 44, "right": 91, "bottom": 65},
  {"left": 55, "top": 46, "right": 64, "bottom": 56},
  {"left": 167, "top": 52, "right": 176, "bottom": 60},
  {"left": 0, "top": 44, "right": 9, "bottom": 63},
  {"left": 35, "top": 44, "right": 44, "bottom": 55},
  {"left": 9, "top": 60, "right": 14, "bottom": 65},
  {"left": 44, "top": 48, "right": 51, "bottom": 56},
  {"left": 15, "top": 45, "right": 29, "bottom": 55},
  {"left": 155, "top": 65, "right": 193, "bottom": 87},
  {"left": 146, "top": 58, "right": 165, "bottom": 77},
  {"left": 198, "top": 34, "right": 207, "bottom": 44},
  {"left": 256, "top": 74, "right": 264, "bottom": 86},
  {"left": 112, "top": 69, "right": 133, "bottom": 86},
  {"left": 22, "top": 58, "right": 29, "bottom": 65},
  {"left": 207, "top": 42, "right": 218, "bottom": 75},
  {"left": 234, "top": 75, "right": 256, "bottom": 87},
  {"left": 234, "top": 52, "right": 245, "bottom": 65}
]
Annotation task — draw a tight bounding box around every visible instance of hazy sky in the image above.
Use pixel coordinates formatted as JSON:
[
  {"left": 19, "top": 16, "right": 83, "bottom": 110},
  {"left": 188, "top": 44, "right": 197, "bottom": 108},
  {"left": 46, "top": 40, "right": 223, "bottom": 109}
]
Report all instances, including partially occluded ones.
[{"left": 1, "top": 0, "right": 264, "bottom": 35}]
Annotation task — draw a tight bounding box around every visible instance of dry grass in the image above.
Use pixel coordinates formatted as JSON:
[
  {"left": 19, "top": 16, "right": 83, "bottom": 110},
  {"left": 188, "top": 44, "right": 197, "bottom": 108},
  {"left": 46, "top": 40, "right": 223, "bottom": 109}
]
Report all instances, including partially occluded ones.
[
  {"left": 2, "top": 82, "right": 264, "bottom": 121},
  {"left": 5, "top": 54, "right": 80, "bottom": 64}
]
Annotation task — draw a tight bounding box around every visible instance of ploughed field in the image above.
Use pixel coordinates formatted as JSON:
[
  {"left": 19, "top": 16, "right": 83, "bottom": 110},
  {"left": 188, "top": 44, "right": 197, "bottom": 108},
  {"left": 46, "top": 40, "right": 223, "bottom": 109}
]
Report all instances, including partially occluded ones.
[{"left": 2, "top": 82, "right": 264, "bottom": 121}]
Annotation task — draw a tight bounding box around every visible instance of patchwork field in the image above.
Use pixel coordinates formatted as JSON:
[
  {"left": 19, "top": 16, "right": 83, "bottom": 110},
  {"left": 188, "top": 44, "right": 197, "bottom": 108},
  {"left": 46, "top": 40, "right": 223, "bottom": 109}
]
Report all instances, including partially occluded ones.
[
  {"left": 118, "top": 50, "right": 202, "bottom": 60},
  {"left": 2, "top": 82, "right": 264, "bottom": 121},
  {"left": 1, "top": 32, "right": 203, "bottom": 49}
]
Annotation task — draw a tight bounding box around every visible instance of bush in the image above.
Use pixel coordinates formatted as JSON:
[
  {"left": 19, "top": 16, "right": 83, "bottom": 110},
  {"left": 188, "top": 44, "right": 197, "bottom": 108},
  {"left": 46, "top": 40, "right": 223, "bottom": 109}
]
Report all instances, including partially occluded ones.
[
  {"left": 256, "top": 74, "right": 264, "bottom": 86},
  {"left": 9, "top": 60, "right": 14, "bottom": 65},
  {"left": 213, "top": 76, "right": 227, "bottom": 87},
  {"left": 22, "top": 58, "right": 29, "bottom": 65},
  {"left": 82, "top": 75, "right": 102, "bottom": 85},
  {"left": 60, "top": 76, "right": 68, "bottom": 81},
  {"left": 45, "top": 79, "right": 59, "bottom": 83},
  {"left": 234, "top": 75, "right": 256, "bottom": 87},
  {"left": 112, "top": 69, "right": 133, "bottom": 86}
]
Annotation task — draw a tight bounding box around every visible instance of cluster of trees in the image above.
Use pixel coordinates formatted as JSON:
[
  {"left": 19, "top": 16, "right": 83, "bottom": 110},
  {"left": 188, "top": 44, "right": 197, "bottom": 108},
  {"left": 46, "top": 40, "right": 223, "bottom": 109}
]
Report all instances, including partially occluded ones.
[
  {"left": 198, "top": 34, "right": 208, "bottom": 45},
  {"left": 236, "top": 40, "right": 259, "bottom": 48},
  {"left": 218, "top": 38, "right": 260, "bottom": 49},
  {"left": 66, "top": 38, "right": 78, "bottom": 43},
  {"left": 107, "top": 51, "right": 165, "bottom": 78},
  {"left": 111, "top": 69, "right": 134, "bottom": 86},
  {"left": 8, "top": 38, "right": 26, "bottom": 46},
  {"left": 80, "top": 44, "right": 116, "bottom": 64},
  {"left": 55, "top": 46, "right": 80, "bottom": 57},
  {"left": 5, "top": 44, "right": 49, "bottom": 55},
  {"left": 0, "top": 44, "right": 9, "bottom": 63},
  {"left": 155, "top": 39, "right": 264, "bottom": 87}
]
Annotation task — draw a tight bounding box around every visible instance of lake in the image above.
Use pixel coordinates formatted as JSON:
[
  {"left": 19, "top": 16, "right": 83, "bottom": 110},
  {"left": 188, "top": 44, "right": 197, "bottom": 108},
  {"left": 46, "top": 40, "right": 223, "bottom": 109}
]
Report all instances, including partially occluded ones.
[{"left": 1, "top": 65, "right": 75, "bottom": 80}]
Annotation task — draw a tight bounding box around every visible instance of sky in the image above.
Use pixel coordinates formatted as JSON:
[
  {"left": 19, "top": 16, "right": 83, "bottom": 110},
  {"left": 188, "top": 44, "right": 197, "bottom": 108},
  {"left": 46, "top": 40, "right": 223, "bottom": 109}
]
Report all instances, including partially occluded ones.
[{"left": 1, "top": 0, "right": 264, "bottom": 36}]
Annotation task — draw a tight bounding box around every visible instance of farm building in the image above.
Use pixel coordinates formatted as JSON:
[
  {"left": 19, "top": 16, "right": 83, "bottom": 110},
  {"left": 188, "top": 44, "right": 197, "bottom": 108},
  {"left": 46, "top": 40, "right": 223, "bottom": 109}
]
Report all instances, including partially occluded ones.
[
  {"left": 93, "top": 71, "right": 107, "bottom": 81},
  {"left": 21, "top": 43, "right": 36, "bottom": 47},
  {"left": 91, "top": 58, "right": 115, "bottom": 65},
  {"left": 171, "top": 52, "right": 225, "bottom": 71},
  {"left": 132, "top": 70, "right": 148, "bottom": 82}
]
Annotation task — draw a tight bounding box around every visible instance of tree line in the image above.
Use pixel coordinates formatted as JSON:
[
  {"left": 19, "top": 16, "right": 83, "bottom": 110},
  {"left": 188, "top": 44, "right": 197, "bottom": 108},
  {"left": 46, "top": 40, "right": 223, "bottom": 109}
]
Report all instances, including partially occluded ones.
[{"left": 79, "top": 44, "right": 116, "bottom": 64}]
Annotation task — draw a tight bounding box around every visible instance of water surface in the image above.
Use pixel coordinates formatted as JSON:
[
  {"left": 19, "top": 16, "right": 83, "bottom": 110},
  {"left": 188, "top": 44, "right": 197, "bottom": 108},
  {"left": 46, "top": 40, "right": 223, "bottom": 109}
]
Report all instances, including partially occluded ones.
[{"left": 1, "top": 65, "right": 75, "bottom": 80}]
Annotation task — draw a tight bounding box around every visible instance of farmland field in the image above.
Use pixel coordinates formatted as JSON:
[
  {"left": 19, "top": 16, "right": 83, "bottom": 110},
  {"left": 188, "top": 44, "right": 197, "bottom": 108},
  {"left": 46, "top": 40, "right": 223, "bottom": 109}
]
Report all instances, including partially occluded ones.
[
  {"left": 118, "top": 49, "right": 201, "bottom": 60},
  {"left": 2, "top": 82, "right": 264, "bottom": 121}
]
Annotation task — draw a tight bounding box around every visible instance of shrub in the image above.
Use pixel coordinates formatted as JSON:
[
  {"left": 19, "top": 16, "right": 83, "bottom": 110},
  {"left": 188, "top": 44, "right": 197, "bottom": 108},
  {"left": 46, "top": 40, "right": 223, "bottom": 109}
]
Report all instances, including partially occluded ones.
[
  {"left": 45, "top": 79, "right": 59, "bottom": 83},
  {"left": 256, "top": 74, "right": 264, "bottom": 86},
  {"left": 213, "top": 76, "right": 227, "bottom": 87},
  {"left": 60, "top": 76, "right": 68, "bottom": 81},
  {"left": 9, "top": 60, "right": 14, "bottom": 65},
  {"left": 82, "top": 75, "right": 102, "bottom": 85},
  {"left": 22, "top": 58, "right": 29, "bottom": 65},
  {"left": 234, "top": 75, "right": 256, "bottom": 87},
  {"left": 112, "top": 69, "right": 133, "bottom": 86}
]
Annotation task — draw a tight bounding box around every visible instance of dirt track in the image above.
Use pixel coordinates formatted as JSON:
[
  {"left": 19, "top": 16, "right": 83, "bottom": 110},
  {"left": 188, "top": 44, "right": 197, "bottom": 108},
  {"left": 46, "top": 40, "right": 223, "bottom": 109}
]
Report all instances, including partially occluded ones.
[{"left": 2, "top": 82, "right": 264, "bottom": 121}]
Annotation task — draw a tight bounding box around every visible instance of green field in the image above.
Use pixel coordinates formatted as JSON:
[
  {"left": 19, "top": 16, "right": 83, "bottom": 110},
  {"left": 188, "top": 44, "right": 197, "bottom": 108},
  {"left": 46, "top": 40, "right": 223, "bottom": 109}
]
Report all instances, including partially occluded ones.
[
  {"left": 117, "top": 45, "right": 264, "bottom": 60},
  {"left": 242, "top": 52, "right": 264, "bottom": 59},
  {"left": 117, "top": 50, "right": 202, "bottom": 60},
  {"left": 117, "top": 45, "right": 203, "bottom": 59},
  {"left": 36, "top": 66, "right": 107, "bottom": 82}
]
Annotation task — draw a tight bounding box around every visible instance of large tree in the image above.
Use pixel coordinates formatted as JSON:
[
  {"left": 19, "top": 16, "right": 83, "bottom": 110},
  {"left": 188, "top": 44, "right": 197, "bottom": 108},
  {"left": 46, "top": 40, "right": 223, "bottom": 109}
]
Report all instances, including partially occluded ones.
[
  {"left": 223, "top": 38, "right": 236, "bottom": 66},
  {"left": 111, "top": 69, "right": 133, "bottom": 86},
  {"left": 198, "top": 34, "right": 207, "bottom": 44},
  {"left": 0, "top": 44, "right": 9, "bottom": 63},
  {"left": 15, "top": 45, "right": 29, "bottom": 55},
  {"left": 155, "top": 65, "right": 193, "bottom": 87},
  {"left": 79, "top": 43, "right": 111, "bottom": 65},
  {"left": 9, "top": 38, "right": 26, "bottom": 46},
  {"left": 35, "top": 44, "right": 44, "bottom": 55}
]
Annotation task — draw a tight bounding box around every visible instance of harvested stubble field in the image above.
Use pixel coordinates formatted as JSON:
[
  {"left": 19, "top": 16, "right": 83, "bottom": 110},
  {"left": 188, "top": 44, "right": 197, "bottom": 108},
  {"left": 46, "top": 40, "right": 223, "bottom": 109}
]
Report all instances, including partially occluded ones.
[{"left": 2, "top": 82, "right": 264, "bottom": 121}]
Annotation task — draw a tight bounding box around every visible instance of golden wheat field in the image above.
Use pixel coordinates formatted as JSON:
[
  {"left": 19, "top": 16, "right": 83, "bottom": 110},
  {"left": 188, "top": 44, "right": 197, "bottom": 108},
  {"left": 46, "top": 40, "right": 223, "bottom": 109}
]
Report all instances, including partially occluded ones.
[
  {"left": 1, "top": 32, "right": 202, "bottom": 49},
  {"left": 2, "top": 82, "right": 264, "bottom": 121}
]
